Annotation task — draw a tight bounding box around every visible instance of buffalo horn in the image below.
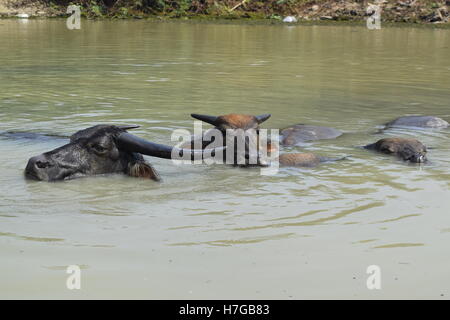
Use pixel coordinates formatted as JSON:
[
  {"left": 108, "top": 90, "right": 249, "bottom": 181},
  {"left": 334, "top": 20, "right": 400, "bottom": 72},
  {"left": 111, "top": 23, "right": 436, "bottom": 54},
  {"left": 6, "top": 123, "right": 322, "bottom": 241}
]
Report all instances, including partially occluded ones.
[
  {"left": 191, "top": 114, "right": 220, "bottom": 126},
  {"left": 255, "top": 114, "right": 271, "bottom": 124},
  {"left": 116, "top": 132, "right": 224, "bottom": 160}
]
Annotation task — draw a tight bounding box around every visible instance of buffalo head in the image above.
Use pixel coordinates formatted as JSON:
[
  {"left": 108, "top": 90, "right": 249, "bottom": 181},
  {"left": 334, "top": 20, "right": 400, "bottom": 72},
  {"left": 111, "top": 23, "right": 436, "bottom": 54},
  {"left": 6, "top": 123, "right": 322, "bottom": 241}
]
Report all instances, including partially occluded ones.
[
  {"left": 190, "top": 113, "right": 273, "bottom": 166},
  {"left": 25, "top": 124, "right": 222, "bottom": 181},
  {"left": 191, "top": 113, "right": 271, "bottom": 131},
  {"left": 364, "top": 138, "right": 427, "bottom": 163}
]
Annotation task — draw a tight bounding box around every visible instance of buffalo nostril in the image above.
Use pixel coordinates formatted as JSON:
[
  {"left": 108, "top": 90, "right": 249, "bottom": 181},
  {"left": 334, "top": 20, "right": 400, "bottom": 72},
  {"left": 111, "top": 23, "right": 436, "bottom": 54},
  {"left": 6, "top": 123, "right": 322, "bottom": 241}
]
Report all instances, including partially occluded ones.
[
  {"left": 409, "top": 154, "right": 426, "bottom": 163},
  {"left": 29, "top": 155, "right": 52, "bottom": 169},
  {"left": 35, "top": 160, "right": 50, "bottom": 169}
]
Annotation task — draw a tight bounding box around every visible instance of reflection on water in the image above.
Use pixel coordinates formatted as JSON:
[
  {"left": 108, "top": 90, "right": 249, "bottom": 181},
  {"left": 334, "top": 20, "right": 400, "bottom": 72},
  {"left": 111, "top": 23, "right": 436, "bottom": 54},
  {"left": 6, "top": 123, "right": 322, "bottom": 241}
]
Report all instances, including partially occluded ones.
[
  {"left": 0, "top": 232, "right": 64, "bottom": 242},
  {"left": 0, "top": 20, "right": 449, "bottom": 298},
  {"left": 373, "top": 243, "right": 425, "bottom": 249}
]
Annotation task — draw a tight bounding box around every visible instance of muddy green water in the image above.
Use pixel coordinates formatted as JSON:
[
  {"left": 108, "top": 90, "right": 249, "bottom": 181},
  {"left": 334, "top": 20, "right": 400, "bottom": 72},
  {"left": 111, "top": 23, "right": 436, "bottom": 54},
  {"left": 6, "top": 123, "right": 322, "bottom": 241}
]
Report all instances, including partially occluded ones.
[{"left": 0, "top": 19, "right": 449, "bottom": 299}]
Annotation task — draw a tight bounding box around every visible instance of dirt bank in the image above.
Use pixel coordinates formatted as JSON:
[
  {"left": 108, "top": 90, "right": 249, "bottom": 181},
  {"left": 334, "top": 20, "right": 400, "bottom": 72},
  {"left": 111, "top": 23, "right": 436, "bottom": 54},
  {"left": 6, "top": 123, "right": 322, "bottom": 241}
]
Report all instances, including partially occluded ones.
[
  {"left": 0, "top": 0, "right": 54, "bottom": 17},
  {"left": 0, "top": 0, "right": 448, "bottom": 24}
]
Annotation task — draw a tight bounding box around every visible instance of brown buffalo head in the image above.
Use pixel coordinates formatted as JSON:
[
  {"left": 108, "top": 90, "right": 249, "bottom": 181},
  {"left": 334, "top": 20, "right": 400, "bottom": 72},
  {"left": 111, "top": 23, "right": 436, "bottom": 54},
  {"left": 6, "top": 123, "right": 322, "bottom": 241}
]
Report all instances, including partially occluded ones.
[{"left": 190, "top": 113, "right": 272, "bottom": 166}]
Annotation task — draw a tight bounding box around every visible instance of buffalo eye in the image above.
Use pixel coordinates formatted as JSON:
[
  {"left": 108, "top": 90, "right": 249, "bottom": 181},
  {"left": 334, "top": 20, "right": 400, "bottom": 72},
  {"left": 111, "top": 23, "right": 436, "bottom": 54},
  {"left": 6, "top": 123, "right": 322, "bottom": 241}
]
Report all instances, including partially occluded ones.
[
  {"left": 381, "top": 145, "right": 395, "bottom": 153},
  {"left": 91, "top": 144, "right": 108, "bottom": 155}
]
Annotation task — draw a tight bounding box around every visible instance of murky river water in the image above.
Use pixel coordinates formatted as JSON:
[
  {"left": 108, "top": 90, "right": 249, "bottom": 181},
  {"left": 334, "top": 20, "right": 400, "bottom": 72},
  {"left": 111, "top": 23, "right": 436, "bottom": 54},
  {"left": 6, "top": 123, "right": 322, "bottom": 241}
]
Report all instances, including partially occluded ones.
[{"left": 0, "top": 19, "right": 449, "bottom": 299}]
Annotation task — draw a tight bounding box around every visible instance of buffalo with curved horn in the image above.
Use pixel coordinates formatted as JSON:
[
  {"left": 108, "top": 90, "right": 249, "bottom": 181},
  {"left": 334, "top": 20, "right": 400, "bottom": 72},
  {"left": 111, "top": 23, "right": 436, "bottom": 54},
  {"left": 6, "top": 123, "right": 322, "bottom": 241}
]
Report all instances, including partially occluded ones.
[
  {"left": 25, "top": 124, "right": 224, "bottom": 182},
  {"left": 191, "top": 113, "right": 272, "bottom": 130},
  {"left": 186, "top": 113, "right": 273, "bottom": 166}
]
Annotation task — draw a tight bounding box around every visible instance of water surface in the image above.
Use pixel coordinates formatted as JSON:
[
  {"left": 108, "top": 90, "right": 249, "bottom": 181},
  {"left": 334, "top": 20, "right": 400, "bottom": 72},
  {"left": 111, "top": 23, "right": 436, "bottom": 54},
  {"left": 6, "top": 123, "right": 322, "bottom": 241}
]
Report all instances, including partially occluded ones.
[{"left": 1, "top": 20, "right": 449, "bottom": 299}]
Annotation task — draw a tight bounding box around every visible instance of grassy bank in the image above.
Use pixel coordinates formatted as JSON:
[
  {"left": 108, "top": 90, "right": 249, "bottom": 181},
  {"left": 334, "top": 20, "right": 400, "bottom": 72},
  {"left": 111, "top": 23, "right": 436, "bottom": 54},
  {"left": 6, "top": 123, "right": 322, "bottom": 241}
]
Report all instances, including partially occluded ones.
[{"left": 0, "top": 0, "right": 449, "bottom": 24}]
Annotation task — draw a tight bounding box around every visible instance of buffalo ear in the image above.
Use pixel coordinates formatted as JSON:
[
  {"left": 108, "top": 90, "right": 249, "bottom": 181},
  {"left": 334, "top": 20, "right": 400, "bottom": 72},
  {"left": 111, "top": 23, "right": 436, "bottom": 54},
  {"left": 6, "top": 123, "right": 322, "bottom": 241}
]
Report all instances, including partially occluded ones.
[
  {"left": 127, "top": 161, "right": 161, "bottom": 181},
  {"left": 255, "top": 114, "right": 271, "bottom": 124},
  {"left": 381, "top": 144, "right": 396, "bottom": 154},
  {"left": 118, "top": 125, "right": 140, "bottom": 131}
]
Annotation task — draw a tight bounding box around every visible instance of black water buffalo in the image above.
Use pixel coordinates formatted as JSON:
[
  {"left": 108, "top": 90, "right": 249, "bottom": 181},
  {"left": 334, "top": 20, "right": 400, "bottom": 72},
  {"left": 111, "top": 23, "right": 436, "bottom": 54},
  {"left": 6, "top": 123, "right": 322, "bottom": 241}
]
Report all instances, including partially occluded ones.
[
  {"left": 385, "top": 116, "right": 448, "bottom": 129},
  {"left": 364, "top": 138, "right": 427, "bottom": 163},
  {"left": 25, "top": 124, "right": 223, "bottom": 182},
  {"left": 280, "top": 124, "right": 342, "bottom": 146},
  {"left": 186, "top": 113, "right": 273, "bottom": 166}
]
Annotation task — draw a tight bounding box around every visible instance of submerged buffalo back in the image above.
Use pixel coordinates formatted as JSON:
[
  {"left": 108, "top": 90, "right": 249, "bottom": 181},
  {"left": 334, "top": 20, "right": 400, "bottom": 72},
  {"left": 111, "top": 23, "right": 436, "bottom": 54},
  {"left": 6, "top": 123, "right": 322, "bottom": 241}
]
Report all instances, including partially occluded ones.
[
  {"left": 386, "top": 116, "right": 449, "bottom": 129},
  {"left": 278, "top": 153, "right": 321, "bottom": 167},
  {"left": 280, "top": 124, "right": 342, "bottom": 146}
]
